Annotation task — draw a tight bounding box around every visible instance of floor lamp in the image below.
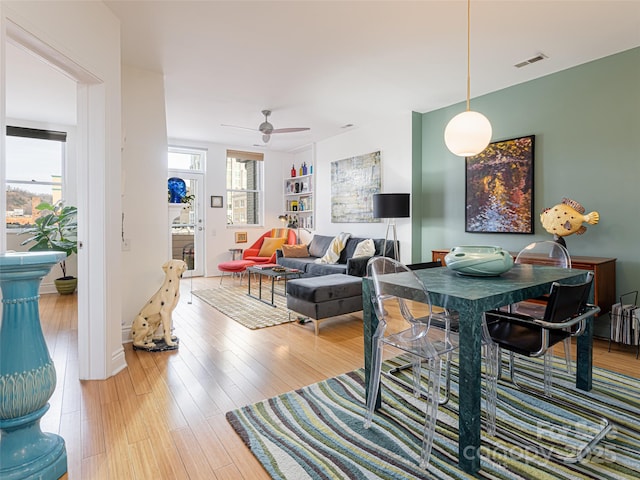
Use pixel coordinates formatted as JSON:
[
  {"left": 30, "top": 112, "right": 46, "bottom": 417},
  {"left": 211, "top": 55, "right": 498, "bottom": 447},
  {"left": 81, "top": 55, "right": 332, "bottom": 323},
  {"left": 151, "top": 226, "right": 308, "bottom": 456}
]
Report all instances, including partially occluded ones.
[
  {"left": 279, "top": 214, "right": 310, "bottom": 244},
  {"left": 373, "top": 193, "right": 410, "bottom": 261}
]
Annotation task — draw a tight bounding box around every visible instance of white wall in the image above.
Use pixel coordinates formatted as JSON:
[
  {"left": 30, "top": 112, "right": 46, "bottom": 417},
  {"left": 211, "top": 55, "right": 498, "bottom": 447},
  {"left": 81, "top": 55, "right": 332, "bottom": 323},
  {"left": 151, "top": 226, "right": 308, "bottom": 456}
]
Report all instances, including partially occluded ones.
[
  {"left": 121, "top": 65, "right": 170, "bottom": 334},
  {"left": 313, "top": 111, "right": 414, "bottom": 263}
]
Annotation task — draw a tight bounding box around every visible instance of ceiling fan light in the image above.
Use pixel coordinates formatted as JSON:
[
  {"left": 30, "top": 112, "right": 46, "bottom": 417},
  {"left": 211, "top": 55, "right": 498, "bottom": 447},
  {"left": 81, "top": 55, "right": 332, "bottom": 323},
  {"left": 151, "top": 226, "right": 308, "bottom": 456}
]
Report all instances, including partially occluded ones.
[
  {"left": 259, "top": 121, "right": 273, "bottom": 135},
  {"left": 262, "top": 133, "right": 271, "bottom": 143},
  {"left": 444, "top": 110, "right": 492, "bottom": 157}
]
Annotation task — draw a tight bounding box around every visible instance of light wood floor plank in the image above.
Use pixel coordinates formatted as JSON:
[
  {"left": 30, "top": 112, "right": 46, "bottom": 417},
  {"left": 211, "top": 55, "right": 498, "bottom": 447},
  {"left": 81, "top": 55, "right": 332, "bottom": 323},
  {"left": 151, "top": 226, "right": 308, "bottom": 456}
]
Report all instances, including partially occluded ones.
[{"left": 171, "top": 427, "right": 217, "bottom": 480}]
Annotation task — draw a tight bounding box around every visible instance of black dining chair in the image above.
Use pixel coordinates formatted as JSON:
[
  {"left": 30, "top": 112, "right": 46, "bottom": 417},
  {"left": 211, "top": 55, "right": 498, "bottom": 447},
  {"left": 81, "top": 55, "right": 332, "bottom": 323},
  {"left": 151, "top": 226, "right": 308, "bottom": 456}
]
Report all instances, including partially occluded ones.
[
  {"left": 512, "top": 240, "right": 574, "bottom": 374},
  {"left": 483, "top": 272, "right": 611, "bottom": 462}
]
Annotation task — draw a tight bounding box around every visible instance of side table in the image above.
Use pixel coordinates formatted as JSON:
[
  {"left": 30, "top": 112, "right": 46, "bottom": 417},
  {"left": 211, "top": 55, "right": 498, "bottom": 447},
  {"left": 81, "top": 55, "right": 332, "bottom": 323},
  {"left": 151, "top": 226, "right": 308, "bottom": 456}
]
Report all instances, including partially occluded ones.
[
  {"left": 0, "top": 251, "right": 68, "bottom": 480},
  {"left": 229, "top": 248, "right": 243, "bottom": 260}
]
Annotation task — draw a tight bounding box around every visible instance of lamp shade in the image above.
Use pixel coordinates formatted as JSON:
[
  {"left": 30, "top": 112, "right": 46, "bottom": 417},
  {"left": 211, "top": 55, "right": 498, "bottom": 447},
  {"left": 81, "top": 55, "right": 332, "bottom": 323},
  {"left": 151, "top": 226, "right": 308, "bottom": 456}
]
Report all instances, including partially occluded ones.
[
  {"left": 444, "top": 110, "right": 492, "bottom": 157},
  {"left": 373, "top": 193, "right": 410, "bottom": 218}
]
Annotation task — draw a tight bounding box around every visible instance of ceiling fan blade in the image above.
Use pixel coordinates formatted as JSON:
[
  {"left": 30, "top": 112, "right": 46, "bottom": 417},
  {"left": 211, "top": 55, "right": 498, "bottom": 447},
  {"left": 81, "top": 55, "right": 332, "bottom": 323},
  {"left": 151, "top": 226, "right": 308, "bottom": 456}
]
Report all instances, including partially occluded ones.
[
  {"left": 221, "top": 124, "right": 258, "bottom": 132},
  {"left": 272, "top": 127, "right": 310, "bottom": 134}
]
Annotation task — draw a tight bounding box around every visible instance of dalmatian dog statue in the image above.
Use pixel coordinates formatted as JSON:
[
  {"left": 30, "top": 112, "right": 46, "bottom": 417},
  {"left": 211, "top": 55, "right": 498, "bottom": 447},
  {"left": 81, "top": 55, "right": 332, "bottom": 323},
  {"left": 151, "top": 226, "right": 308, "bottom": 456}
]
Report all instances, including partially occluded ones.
[{"left": 131, "top": 259, "right": 187, "bottom": 349}]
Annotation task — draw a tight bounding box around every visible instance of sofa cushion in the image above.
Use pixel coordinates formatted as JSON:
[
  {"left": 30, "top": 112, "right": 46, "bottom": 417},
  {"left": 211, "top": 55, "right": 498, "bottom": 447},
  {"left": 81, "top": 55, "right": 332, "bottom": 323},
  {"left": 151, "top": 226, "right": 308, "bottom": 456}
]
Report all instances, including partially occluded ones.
[
  {"left": 287, "top": 274, "right": 362, "bottom": 303},
  {"left": 307, "top": 234, "right": 335, "bottom": 258},
  {"left": 306, "top": 262, "right": 348, "bottom": 277},
  {"left": 353, "top": 238, "right": 375, "bottom": 258},
  {"left": 277, "top": 256, "right": 317, "bottom": 272},
  {"left": 258, "top": 237, "right": 286, "bottom": 257},
  {"left": 315, "top": 232, "right": 351, "bottom": 264},
  {"left": 281, "top": 244, "right": 309, "bottom": 258}
]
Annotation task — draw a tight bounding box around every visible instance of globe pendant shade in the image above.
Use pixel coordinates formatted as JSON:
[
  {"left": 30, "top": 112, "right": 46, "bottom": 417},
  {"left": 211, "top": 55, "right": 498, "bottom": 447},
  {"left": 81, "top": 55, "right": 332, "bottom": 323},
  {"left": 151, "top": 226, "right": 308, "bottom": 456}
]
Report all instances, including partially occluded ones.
[{"left": 444, "top": 110, "right": 492, "bottom": 157}]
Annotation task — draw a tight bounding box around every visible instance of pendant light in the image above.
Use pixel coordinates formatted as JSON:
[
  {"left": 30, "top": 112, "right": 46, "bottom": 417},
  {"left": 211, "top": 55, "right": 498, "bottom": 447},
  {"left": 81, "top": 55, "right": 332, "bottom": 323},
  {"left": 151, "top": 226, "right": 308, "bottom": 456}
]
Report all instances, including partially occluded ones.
[{"left": 444, "top": 0, "right": 492, "bottom": 157}]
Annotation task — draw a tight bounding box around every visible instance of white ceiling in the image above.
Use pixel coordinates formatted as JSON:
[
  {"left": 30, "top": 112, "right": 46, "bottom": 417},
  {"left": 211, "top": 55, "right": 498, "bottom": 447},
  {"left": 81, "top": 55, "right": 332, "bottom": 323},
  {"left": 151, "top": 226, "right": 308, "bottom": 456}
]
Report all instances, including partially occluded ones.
[{"left": 6, "top": 1, "right": 640, "bottom": 152}]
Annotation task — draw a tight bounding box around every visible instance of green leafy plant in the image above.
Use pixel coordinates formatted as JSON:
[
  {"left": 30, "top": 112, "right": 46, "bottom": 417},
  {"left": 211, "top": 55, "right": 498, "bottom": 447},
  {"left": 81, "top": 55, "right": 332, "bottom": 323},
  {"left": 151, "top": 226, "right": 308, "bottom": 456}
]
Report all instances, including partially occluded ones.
[{"left": 20, "top": 201, "right": 78, "bottom": 279}]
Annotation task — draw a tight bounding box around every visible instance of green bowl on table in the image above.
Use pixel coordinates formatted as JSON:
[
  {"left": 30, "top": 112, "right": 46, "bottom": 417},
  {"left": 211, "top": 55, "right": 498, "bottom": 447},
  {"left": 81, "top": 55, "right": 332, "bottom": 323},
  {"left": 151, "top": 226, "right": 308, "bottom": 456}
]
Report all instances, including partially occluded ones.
[{"left": 444, "top": 245, "right": 514, "bottom": 277}]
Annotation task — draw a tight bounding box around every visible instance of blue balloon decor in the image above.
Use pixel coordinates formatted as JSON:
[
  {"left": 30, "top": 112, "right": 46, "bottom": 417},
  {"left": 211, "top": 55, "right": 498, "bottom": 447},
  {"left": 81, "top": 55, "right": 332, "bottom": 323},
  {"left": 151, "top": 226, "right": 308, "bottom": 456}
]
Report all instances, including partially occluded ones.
[{"left": 168, "top": 177, "right": 187, "bottom": 203}]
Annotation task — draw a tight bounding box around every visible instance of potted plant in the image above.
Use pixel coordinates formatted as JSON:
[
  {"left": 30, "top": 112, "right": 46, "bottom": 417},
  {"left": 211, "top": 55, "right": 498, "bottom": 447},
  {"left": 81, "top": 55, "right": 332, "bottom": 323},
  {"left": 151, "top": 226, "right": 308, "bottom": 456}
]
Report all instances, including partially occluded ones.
[{"left": 20, "top": 200, "right": 78, "bottom": 295}]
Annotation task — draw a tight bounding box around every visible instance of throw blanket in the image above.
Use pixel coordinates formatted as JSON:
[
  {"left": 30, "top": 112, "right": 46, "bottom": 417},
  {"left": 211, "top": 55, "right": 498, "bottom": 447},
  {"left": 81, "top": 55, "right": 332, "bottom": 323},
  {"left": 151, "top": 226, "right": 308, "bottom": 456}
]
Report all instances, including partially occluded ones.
[{"left": 315, "top": 232, "right": 351, "bottom": 264}]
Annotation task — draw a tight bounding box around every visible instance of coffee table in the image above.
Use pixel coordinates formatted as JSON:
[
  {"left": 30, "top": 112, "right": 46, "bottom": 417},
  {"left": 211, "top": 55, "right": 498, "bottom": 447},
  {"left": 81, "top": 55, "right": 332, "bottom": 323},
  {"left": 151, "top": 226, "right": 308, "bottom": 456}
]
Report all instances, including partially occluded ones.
[{"left": 247, "top": 266, "right": 302, "bottom": 307}]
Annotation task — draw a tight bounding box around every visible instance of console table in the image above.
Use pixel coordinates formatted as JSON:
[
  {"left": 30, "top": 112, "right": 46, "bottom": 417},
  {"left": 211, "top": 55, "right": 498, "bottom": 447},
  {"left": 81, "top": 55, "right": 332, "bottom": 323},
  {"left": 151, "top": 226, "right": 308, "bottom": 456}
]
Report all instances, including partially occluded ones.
[
  {"left": 432, "top": 249, "right": 616, "bottom": 314},
  {"left": 0, "top": 252, "right": 68, "bottom": 480}
]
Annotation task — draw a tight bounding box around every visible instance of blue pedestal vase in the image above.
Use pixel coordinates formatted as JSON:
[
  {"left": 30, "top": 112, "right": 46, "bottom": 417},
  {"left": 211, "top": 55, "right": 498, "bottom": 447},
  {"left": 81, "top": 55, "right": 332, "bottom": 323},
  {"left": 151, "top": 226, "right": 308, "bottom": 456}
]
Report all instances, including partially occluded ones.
[{"left": 0, "top": 252, "right": 68, "bottom": 479}]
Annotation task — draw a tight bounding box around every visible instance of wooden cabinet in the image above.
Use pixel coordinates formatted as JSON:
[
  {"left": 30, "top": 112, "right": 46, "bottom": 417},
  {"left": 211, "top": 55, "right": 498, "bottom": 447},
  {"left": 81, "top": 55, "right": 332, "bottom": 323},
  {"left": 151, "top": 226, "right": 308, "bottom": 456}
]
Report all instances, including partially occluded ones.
[{"left": 432, "top": 249, "right": 617, "bottom": 314}]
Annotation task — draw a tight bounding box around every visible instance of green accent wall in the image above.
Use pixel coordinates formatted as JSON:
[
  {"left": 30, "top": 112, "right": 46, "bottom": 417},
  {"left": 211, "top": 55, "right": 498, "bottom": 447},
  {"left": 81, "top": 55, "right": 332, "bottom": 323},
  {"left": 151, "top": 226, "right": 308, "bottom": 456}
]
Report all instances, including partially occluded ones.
[
  {"left": 420, "top": 47, "right": 640, "bottom": 333},
  {"left": 411, "top": 111, "right": 423, "bottom": 261}
]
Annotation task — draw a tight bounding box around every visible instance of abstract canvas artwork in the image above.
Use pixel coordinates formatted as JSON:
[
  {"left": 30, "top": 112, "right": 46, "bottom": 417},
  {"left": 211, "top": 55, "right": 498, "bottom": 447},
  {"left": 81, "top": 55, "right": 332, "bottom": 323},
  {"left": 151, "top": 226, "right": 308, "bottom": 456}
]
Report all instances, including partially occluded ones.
[
  {"left": 331, "top": 151, "right": 381, "bottom": 223},
  {"left": 465, "top": 135, "right": 535, "bottom": 233}
]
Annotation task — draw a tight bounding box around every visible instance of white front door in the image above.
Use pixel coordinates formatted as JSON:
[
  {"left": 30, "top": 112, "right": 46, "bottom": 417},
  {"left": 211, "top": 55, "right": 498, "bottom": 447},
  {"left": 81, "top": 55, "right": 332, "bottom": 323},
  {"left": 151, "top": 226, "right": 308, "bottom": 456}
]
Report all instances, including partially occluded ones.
[{"left": 169, "top": 171, "right": 204, "bottom": 277}]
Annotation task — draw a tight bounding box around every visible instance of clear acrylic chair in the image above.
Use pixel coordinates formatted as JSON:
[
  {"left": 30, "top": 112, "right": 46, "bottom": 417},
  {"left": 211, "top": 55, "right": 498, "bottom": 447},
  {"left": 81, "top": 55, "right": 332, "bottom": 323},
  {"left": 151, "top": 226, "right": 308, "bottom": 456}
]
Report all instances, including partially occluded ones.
[
  {"left": 364, "top": 256, "right": 458, "bottom": 469},
  {"left": 483, "top": 272, "right": 610, "bottom": 462},
  {"left": 388, "top": 260, "right": 459, "bottom": 405},
  {"left": 513, "top": 240, "right": 573, "bottom": 373}
]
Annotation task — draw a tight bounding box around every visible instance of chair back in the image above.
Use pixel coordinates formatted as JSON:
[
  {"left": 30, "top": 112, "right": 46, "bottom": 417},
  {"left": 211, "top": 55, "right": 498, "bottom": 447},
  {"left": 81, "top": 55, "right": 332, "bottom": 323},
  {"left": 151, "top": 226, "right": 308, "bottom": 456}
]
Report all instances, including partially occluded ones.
[
  {"left": 407, "top": 260, "right": 442, "bottom": 270},
  {"left": 516, "top": 241, "right": 571, "bottom": 268},
  {"left": 543, "top": 272, "right": 594, "bottom": 323},
  {"left": 367, "top": 257, "right": 432, "bottom": 327}
]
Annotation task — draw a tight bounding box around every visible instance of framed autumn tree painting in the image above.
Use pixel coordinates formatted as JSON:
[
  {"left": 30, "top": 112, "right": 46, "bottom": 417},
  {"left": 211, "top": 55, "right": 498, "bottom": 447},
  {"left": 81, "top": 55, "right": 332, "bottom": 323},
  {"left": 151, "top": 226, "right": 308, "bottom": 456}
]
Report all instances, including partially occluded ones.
[{"left": 465, "top": 135, "right": 535, "bottom": 233}]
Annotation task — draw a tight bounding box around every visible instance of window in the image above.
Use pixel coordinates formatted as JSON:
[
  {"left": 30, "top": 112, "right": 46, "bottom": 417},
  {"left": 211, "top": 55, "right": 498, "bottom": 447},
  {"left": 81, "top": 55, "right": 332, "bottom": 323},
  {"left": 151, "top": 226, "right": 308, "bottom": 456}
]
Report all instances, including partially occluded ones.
[
  {"left": 226, "top": 150, "right": 263, "bottom": 226},
  {"left": 5, "top": 127, "right": 66, "bottom": 229},
  {"left": 168, "top": 146, "right": 205, "bottom": 171}
]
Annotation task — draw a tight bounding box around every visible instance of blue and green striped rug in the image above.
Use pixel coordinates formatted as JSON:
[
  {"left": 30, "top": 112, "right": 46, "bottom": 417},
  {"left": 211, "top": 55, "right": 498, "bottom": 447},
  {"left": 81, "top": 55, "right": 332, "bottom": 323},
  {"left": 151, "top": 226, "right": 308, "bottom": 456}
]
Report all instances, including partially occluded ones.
[{"left": 226, "top": 357, "right": 640, "bottom": 479}]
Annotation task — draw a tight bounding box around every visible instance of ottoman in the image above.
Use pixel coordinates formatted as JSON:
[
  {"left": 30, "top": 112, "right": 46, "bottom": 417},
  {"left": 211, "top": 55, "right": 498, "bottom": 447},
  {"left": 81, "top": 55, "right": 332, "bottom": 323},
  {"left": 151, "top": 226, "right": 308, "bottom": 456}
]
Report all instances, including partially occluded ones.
[
  {"left": 218, "top": 259, "right": 255, "bottom": 285},
  {"left": 286, "top": 274, "right": 363, "bottom": 335}
]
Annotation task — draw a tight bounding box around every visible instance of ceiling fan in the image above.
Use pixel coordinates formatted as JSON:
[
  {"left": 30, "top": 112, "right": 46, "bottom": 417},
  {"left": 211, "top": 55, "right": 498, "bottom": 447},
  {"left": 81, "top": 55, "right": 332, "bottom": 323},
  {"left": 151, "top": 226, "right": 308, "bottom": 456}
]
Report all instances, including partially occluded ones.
[{"left": 223, "top": 109, "right": 310, "bottom": 143}]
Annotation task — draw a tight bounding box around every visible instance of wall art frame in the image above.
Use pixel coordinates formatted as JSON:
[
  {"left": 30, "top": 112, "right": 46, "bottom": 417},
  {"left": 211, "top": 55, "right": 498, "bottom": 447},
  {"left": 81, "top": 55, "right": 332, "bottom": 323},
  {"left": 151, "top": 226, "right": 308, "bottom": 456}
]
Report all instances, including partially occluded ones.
[
  {"left": 465, "top": 135, "right": 535, "bottom": 234},
  {"left": 211, "top": 195, "right": 223, "bottom": 208},
  {"left": 330, "top": 151, "right": 381, "bottom": 223},
  {"left": 235, "top": 231, "right": 247, "bottom": 243}
]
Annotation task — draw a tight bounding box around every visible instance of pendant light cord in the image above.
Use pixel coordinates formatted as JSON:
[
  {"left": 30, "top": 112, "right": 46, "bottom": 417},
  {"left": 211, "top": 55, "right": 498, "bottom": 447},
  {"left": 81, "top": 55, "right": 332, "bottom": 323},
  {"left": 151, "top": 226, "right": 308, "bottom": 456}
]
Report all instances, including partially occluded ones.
[{"left": 466, "top": 0, "right": 471, "bottom": 112}]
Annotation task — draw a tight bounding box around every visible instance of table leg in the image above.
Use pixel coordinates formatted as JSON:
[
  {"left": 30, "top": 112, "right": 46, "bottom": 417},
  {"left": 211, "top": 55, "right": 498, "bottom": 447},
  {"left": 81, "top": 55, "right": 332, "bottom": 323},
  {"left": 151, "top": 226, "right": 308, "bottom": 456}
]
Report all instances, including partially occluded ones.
[
  {"left": 271, "top": 276, "right": 275, "bottom": 305},
  {"left": 362, "top": 279, "right": 381, "bottom": 410},
  {"left": 457, "top": 309, "right": 482, "bottom": 474},
  {"left": 576, "top": 317, "right": 594, "bottom": 391}
]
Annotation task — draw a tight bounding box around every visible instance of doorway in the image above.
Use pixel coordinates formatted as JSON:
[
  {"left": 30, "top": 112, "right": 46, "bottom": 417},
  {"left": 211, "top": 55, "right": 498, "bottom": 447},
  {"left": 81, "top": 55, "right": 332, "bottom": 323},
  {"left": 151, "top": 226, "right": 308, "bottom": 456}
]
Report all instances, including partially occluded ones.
[
  {"left": 2, "top": 16, "right": 125, "bottom": 379},
  {"left": 168, "top": 171, "right": 205, "bottom": 277}
]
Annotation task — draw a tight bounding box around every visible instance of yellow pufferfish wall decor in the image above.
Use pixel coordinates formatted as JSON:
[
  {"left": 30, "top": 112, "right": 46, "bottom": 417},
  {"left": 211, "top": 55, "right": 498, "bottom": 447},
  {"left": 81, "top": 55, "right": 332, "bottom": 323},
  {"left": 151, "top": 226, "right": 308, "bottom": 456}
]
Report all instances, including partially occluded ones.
[{"left": 540, "top": 197, "right": 599, "bottom": 238}]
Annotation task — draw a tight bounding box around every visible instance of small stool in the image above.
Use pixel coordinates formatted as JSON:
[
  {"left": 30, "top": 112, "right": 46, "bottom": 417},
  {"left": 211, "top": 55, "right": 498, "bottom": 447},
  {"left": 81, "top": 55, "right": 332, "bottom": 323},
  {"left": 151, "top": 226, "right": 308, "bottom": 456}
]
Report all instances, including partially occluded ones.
[
  {"left": 286, "top": 274, "right": 363, "bottom": 335},
  {"left": 218, "top": 259, "right": 255, "bottom": 285}
]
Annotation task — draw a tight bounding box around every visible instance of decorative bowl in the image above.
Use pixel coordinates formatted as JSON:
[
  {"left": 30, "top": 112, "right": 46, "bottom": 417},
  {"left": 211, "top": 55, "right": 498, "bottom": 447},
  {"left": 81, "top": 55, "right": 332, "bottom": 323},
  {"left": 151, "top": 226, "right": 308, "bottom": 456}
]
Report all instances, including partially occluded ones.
[{"left": 444, "top": 245, "right": 514, "bottom": 277}]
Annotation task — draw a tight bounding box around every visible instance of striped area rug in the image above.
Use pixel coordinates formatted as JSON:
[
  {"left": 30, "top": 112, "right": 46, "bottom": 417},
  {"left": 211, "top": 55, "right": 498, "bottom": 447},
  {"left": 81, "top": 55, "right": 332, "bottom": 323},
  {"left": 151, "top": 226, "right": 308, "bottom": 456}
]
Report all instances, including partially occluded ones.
[
  {"left": 192, "top": 282, "right": 293, "bottom": 329},
  {"left": 226, "top": 357, "right": 640, "bottom": 479}
]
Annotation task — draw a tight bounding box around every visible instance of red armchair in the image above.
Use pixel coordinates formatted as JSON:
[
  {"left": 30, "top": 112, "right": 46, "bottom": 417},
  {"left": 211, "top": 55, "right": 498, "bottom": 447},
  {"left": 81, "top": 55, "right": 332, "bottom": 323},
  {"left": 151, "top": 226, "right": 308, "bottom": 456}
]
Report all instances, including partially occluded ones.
[{"left": 242, "top": 229, "right": 297, "bottom": 264}]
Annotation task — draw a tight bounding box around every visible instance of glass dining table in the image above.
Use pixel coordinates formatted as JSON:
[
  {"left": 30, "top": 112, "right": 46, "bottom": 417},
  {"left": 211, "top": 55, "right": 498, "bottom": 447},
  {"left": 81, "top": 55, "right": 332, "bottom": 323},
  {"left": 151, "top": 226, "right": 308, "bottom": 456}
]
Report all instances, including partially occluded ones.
[{"left": 362, "top": 263, "right": 593, "bottom": 474}]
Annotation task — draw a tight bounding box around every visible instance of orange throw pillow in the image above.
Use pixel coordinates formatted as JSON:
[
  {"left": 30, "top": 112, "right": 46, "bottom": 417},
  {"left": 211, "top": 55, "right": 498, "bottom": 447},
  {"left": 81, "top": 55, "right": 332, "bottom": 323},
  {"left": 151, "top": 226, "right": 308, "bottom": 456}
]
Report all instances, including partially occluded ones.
[
  {"left": 282, "top": 244, "right": 309, "bottom": 258},
  {"left": 258, "top": 237, "right": 287, "bottom": 257}
]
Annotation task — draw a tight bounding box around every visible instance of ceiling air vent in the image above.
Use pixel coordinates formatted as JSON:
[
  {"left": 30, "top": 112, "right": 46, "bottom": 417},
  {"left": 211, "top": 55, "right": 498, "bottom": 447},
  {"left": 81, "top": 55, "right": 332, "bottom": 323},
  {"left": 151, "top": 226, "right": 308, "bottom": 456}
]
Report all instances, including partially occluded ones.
[{"left": 515, "top": 53, "right": 548, "bottom": 68}]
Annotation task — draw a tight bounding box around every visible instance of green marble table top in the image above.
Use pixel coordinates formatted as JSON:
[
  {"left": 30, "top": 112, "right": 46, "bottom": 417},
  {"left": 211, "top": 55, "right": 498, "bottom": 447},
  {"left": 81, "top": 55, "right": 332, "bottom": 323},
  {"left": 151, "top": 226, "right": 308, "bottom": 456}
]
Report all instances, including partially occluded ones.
[{"left": 377, "top": 264, "right": 589, "bottom": 315}]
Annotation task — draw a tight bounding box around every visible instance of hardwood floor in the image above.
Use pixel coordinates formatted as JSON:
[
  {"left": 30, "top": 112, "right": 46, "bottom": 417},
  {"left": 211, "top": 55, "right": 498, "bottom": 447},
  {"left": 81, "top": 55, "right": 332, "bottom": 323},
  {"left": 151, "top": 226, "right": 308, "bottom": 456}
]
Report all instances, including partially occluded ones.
[{"left": 35, "top": 276, "right": 638, "bottom": 479}]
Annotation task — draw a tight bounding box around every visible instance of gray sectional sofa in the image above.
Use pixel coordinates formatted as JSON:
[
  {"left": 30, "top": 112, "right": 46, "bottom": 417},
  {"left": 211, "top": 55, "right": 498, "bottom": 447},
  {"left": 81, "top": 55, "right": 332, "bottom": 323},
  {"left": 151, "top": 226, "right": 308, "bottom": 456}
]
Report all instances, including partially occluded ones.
[
  {"left": 275, "top": 234, "right": 397, "bottom": 277},
  {"left": 277, "top": 233, "right": 397, "bottom": 334}
]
